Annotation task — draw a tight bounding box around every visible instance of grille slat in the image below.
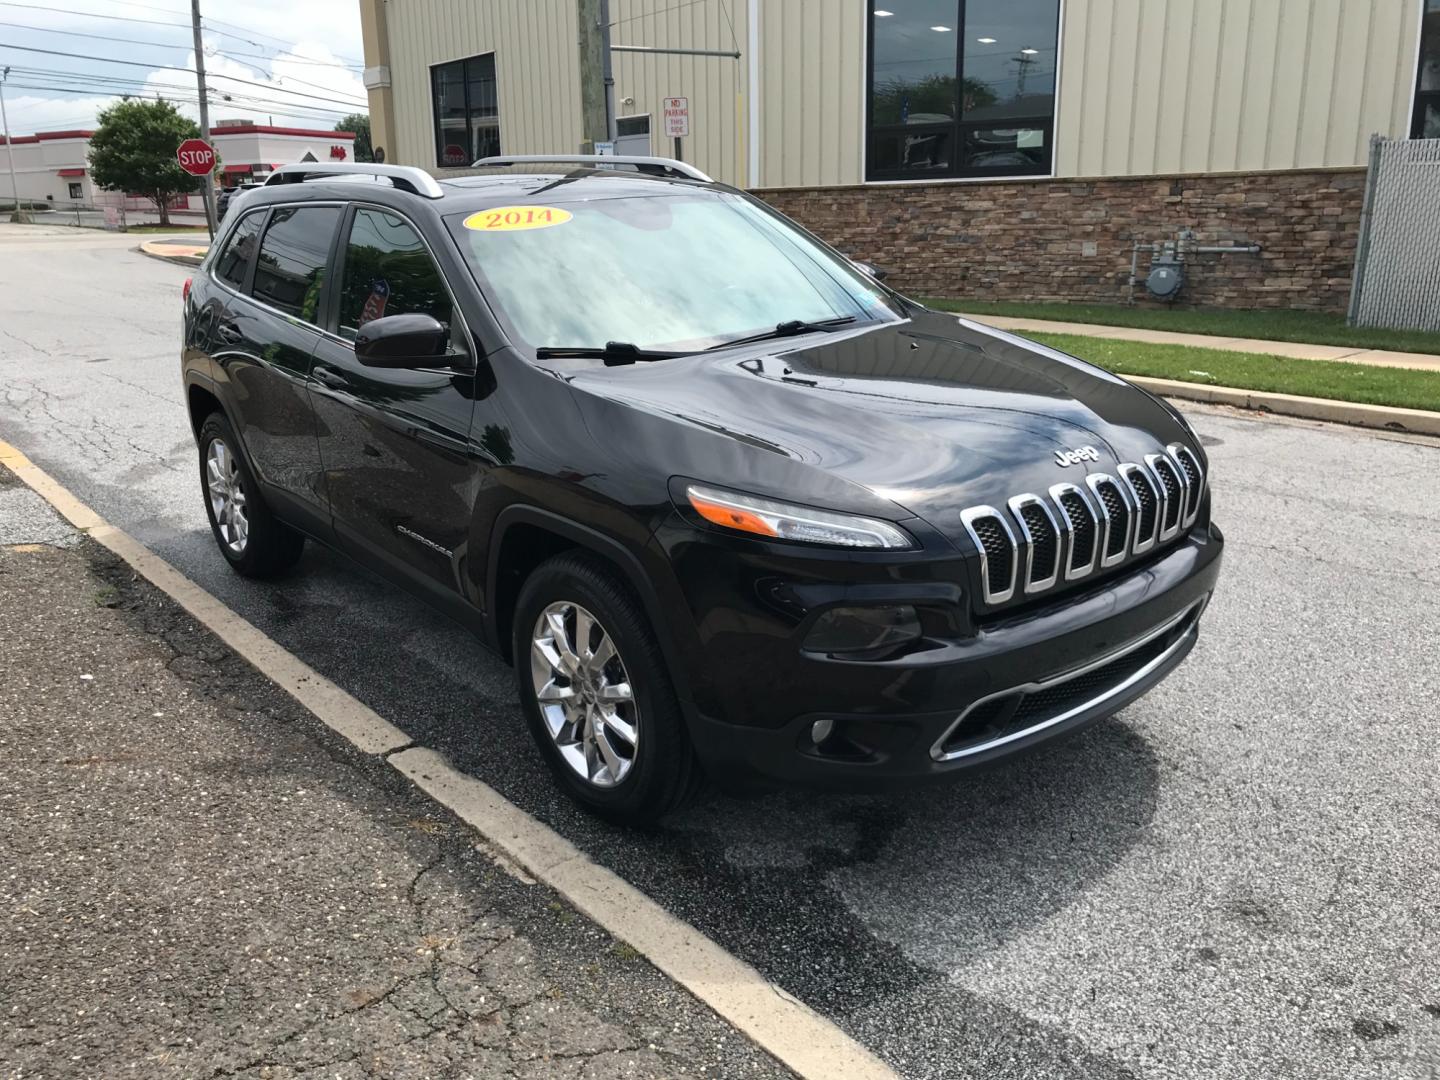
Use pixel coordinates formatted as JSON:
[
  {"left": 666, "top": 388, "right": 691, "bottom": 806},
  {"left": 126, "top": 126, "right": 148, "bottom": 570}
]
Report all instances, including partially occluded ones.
[
  {"left": 1018, "top": 503, "right": 1058, "bottom": 586},
  {"left": 1092, "top": 478, "right": 1130, "bottom": 561},
  {"left": 1150, "top": 456, "right": 1184, "bottom": 533},
  {"left": 1125, "top": 466, "right": 1160, "bottom": 548},
  {"left": 1170, "top": 444, "right": 1204, "bottom": 526},
  {"left": 972, "top": 517, "right": 1013, "bottom": 595},
  {"left": 1058, "top": 490, "right": 1096, "bottom": 574}
]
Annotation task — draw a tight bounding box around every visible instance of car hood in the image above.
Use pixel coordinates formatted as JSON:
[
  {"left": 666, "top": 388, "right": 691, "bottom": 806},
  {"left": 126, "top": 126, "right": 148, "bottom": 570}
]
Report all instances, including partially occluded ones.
[{"left": 561, "top": 308, "right": 1194, "bottom": 548}]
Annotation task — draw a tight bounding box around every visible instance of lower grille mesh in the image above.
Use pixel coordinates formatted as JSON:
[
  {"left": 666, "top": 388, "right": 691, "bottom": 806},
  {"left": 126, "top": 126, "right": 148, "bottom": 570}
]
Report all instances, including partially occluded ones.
[{"left": 939, "top": 608, "right": 1197, "bottom": 757}]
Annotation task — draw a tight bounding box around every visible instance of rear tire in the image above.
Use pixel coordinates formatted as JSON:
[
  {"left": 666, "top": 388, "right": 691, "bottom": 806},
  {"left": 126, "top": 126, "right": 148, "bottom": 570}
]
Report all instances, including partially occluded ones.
[
  {"left": 513, "top": 552, "right": 705, "bottom": 825},
  {"left": 197, "top": 412, "right": 304, "bottom": 579}
]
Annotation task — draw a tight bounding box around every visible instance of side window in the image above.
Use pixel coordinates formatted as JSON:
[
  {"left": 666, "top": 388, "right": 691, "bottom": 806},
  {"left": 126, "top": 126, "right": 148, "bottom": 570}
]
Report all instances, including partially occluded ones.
[
  {"left": 337, "top": 208, "right": 455, "bottom": 341},
  {"left": 214, "top": 210, "right": 264, "bottom": 289},
  {"left": 252, "top": 206, "right": 341, "bottom": 323}
]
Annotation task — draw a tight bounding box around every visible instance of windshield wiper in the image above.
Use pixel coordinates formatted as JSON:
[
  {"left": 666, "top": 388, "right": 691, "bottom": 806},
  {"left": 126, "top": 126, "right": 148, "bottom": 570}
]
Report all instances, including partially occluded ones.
[
  {"left": 705, "top": 316, "right": 858, "bottom": 351},
  {"left": 534, "top": 342, "right": 692, "bottom": 367}
]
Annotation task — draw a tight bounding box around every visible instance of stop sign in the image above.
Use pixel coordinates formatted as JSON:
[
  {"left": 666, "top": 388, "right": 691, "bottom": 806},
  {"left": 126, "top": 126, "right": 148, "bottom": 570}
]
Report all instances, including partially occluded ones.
[{"left": 177, "top": 138, "right": 216, "bottom": 176}]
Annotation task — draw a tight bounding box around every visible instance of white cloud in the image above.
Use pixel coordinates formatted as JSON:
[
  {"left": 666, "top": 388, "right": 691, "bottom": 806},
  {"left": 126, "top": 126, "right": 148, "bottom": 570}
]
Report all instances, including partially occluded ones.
[{"left": 0, "top": 0, "right": 366, "bottom": 135}]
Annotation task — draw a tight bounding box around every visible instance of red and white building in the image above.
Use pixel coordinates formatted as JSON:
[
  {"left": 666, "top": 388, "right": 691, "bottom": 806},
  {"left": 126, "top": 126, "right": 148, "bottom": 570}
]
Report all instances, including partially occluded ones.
[{"left": 0, "top": 122, "right": 358, "bottom": 210}]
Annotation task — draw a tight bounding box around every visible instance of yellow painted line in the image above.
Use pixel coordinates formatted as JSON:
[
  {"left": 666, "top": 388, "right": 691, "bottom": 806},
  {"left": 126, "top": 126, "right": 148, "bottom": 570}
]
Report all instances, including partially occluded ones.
[{"left": 0, "top": 434, "right": 902, "bottom": 1080}]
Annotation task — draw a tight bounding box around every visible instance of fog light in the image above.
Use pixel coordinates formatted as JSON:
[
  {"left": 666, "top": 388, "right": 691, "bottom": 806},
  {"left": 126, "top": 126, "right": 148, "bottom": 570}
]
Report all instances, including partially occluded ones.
[
  {"left": 803, "top": 605, "right": 922, "bottom": 658},
  {"left": 810, "top": 718, "right": 835, "bottom": 745}
]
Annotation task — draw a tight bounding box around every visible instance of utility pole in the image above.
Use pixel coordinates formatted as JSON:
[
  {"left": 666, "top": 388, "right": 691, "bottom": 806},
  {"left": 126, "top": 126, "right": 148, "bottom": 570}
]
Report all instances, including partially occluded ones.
[
  {"left": 190, "top": 0, "right": 217, "bottom": 238},
  {"left": 576, "top": 0, "right": 610, "bottom": 151},
  {"left": 0, "top": 67, "right": 28, "bottom": 224},
  {"left": 599, "top": 0, "right": 616, "bottom": 144}
]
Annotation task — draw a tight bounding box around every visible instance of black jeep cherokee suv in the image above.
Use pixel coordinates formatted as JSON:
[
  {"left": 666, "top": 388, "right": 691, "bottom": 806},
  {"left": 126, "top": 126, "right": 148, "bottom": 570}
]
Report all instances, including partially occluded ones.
[{"left": 181, "top": 159, "right": 1223, "bottom": 823}]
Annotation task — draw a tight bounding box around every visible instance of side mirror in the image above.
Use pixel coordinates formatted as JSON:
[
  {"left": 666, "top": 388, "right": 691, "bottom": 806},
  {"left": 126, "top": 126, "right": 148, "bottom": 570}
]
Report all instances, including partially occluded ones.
[
  {"left": 354, "top": 313, "right": 450, "bottom": 368},
  {"left": 853, "top": 260, "right": 890, "bottom": 282}
]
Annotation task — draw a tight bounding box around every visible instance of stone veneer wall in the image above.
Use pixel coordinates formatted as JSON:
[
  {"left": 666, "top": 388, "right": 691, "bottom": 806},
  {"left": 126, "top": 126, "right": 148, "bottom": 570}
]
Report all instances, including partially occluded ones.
[{"left": 755, "top": 168, "right": 1368, "bottom": 313}]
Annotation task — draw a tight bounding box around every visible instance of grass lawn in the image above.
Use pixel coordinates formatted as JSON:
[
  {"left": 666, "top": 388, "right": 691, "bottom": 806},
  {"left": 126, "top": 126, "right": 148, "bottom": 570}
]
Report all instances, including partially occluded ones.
[
  {"left": 1028, "top": 332, "right": 1440, "bottom": 413},
  {"left": 922, "top": 298, "right": 1440, "bottom": 357}
]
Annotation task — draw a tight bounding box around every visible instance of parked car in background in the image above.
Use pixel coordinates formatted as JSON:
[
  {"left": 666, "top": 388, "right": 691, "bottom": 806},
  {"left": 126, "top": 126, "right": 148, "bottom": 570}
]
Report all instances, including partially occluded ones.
[
  {"left": 181, "top": 158, "right": 1223, "bottom": 824},
  {"left": 216, "top": 182, "right": 261, "bottom": 222}
]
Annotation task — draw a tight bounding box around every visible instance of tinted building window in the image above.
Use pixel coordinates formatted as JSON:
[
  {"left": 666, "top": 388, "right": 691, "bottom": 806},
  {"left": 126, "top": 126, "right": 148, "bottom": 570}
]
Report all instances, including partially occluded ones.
[
  {"left": 337, "top": 208, "right": 454, "bottom": 340},
  {"left": 867, "top": 0, "right": 1060, "bottom": 181},
  {"left": 432, "top": 53, "right": 500, "bottom": 168},
  {"left": 252, "top": 206, "right": 341, "bottom": 323},
  {"left": 1413, "top": 0, "right": 1440, "bottom": 139},
  {"left": 214, "top": 210, "right": 264, "bottom": 289}
]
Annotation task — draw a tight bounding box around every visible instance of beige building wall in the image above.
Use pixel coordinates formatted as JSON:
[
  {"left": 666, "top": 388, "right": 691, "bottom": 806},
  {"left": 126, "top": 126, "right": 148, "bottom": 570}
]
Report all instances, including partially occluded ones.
[
  {"left": 1057, "top": 0, "right": 1424, "bottom": 178},
  {"left": 608, "top": 0, "right": 749, "bottom": 184},
  {"left": 382, "top": 0, "right": 584, "bottom": 173},
  {"left": 367, "top": 0, "right": 1425, "bottom": 187}
]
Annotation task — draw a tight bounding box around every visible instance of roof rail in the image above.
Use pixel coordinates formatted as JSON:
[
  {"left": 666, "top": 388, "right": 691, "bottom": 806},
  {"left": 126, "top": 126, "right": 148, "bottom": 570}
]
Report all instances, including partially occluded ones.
[
  {"left": 264, "top": 162, "right": 445, "bottom": 199},
  {"left": 473, "top": 154, "right": 713, "bottom": 183}
]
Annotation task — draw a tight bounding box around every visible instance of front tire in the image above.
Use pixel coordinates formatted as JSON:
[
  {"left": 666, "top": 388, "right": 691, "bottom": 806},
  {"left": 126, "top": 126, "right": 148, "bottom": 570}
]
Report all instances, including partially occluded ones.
[
  {"left": 197, "top": 412, "right": 304, "bottom": 578},
  {"left": 513, "top": 552, "right": 704, "bottom": 824}
]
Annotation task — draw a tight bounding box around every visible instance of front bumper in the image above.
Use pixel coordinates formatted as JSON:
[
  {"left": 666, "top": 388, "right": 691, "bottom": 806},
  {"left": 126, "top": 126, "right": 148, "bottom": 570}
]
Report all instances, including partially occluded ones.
[{"left": 677, "top": 522, "right": 1223, "bottom": 789}]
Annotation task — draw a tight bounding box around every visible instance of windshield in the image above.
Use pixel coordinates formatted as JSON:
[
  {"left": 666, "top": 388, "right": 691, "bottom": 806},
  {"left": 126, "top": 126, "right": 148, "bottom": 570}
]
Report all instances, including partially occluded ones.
[{"left": 445, "top": 189, "right": 900, "bottom": 353}]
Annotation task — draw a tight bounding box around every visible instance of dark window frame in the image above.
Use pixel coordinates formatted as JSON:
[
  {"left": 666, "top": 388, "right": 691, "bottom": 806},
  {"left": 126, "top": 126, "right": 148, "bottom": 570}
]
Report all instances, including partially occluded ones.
[
  {"left": 211, "top": 206, "right": 269, "bottom": 293},
  {"left": 1412, "top": 0, "right": 1440, "bottom": 139},
  {"left": 250, "top": 204, "right": 343, "bottom": 326},
  {"left": 430, "top": 51, "right": 501, "bottom": 169},
  {"left": 865, "top": 0, "right": 1061, "bottom": 182}
]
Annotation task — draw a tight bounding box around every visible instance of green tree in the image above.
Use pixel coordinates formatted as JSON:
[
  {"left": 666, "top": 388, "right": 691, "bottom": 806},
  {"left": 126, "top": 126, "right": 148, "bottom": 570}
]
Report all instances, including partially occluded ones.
[
  {"left": 335, "top": 114, "right": 372, "bottom": 162},
  {"left": 87, "top": 98, "right": 199, "bottom": 226}
]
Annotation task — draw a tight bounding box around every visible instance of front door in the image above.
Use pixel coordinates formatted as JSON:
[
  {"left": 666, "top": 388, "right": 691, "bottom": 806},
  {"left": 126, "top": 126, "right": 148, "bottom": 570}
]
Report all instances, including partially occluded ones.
[{"left": 308, "top": 205, "right": 481, "bottom": 596}]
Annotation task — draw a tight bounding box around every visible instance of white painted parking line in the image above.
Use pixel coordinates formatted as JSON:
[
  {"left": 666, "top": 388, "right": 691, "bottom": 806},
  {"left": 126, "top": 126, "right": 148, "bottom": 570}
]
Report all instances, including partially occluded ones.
[{"left": 0, "top": 435, "right": 902, "bottom": 1080}]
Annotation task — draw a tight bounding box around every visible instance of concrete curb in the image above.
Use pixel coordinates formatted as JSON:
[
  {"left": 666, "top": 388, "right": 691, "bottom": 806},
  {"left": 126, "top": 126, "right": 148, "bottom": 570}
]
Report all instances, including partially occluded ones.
[
  {"left": 137, "top": 239, "right": 207, "bottom": 267},
  {"left": 0, "top": 435, "right": 902, "bottom": 1080},
  {"left": 1128, "top": 376, "right": 1440, "bottom": 437}
]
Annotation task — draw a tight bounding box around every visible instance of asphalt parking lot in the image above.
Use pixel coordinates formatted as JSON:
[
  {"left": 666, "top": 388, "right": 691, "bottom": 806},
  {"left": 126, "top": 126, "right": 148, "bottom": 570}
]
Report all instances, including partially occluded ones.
[{"left": 2, "top": 226, "right": 1438, "bottom": 1079}]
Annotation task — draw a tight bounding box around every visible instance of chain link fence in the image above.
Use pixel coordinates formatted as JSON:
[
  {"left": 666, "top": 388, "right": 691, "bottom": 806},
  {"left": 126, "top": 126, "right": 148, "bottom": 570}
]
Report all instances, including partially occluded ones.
[{"left": 1348, "top": 136, "right": 1440, "bottom": 331}]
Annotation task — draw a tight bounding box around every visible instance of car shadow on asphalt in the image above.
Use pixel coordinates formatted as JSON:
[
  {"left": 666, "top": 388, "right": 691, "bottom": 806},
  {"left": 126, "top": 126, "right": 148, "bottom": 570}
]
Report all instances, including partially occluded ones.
[{"left": 199, "top": 536, "right": 1162, "bottom": 1080}]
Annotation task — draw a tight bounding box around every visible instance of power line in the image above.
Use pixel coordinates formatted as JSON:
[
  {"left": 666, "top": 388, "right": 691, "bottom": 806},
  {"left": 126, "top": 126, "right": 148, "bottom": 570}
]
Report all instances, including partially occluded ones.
[
  {"left": 0, "top": 43, "right": 369, "bottom": 107},
  {"left": 0, "top": 18, "right": 363, "bottom": 72},
  {"left": 4, "top": 69, "right": 361, "bottom": 120},
  {"left": 0, "top": 1, "right": 367, "bottom": 66}
]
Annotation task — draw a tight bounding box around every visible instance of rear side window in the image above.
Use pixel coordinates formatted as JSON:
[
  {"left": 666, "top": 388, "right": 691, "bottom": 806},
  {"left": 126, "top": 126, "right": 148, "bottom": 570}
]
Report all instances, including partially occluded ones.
[
  {"left": 213, "top": 210, "right": 263, "bottom": 289},
  {"left": 337, "top": 208, "right": 454, "bottom": 340},
  {"left": 252, "top": 206, "right": 341, "bottom": 323}
]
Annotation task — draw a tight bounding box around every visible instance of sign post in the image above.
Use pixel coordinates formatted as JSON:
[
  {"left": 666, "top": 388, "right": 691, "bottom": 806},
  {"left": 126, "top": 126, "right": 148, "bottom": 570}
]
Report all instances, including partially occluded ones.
[
  {"left": 662, "top": 96, "right": 689, "bottom": 162},
  {"left": 176, "top": 137, "right": 216, "bottom": 236}
]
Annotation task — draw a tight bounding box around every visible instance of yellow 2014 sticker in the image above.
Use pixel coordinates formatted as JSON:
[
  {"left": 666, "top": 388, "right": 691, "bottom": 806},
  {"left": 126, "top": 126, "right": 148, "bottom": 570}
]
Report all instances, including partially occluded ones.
[{"left": 463, "top": 206, "right": 572, "bottom": 232}]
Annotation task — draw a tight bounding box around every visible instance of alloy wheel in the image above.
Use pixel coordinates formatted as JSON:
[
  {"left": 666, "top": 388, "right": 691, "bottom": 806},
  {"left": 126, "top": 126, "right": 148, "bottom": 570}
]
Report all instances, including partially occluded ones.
[
  {"left": 206, "top": 437, "right": 249, "bottom": 555},
  {"left": 530, "top": 601, "right": 639, "bottom": 787}
]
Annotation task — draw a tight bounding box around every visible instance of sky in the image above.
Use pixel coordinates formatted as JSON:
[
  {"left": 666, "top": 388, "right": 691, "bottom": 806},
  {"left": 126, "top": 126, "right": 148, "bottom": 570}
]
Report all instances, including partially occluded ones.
[{"left": 0, "top": 0, "right": 368, "bottom": 136}]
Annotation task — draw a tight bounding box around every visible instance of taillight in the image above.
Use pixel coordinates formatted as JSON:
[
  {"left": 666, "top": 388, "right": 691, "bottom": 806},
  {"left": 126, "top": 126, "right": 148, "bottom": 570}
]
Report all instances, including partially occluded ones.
[{"left": 182, "top": 277, "right": 192, "bottom": 301}]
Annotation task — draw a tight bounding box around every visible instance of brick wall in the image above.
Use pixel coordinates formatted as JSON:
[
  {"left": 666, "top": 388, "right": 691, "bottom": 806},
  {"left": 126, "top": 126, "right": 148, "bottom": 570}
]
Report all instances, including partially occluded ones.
[{"left": 755, "top": 168, "right": 1368, "bottom": 313}]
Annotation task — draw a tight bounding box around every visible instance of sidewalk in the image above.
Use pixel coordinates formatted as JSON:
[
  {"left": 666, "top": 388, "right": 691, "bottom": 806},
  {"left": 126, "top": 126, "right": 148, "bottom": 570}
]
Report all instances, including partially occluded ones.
[
  {"left": 0, "top": 467, "right": 789, "bottom": 1080},
  {"left": 957, "top": 312, "right": 1440, "bottom": 373}
]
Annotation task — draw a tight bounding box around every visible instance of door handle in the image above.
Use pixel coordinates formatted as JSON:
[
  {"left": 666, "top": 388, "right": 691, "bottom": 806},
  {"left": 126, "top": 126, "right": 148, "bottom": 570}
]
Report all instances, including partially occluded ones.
[
  {"left": 215, "top": 322, "right": 242, "bottom": 344},
  {"left": 312, "top": 366, "right": 349, "bottom": 390}
]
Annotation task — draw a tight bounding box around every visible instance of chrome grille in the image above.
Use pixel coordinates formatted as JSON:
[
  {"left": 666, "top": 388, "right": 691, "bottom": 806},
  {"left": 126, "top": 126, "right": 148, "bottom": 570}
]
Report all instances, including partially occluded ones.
[{"left": 962, "top": 450, "right": 1206, "bottom": 606}]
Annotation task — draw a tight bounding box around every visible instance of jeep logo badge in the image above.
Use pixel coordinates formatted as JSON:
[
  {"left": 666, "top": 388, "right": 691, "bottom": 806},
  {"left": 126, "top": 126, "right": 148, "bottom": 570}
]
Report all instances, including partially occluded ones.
[{"left": 1054, "top": 445, "right": 1100, "bottom": 467}]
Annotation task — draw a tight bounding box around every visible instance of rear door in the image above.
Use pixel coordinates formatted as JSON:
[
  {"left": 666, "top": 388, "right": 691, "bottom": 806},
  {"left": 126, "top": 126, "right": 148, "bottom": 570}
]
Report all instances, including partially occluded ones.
[
  {"left": 308, "top": 204, "right": 481, "bottom": 597},
  {"left": 206, "top": 203, "right": 340, "bottom": 526}
]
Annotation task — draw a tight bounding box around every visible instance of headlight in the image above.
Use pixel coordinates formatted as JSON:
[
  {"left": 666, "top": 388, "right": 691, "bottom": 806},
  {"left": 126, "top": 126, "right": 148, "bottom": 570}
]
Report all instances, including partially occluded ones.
[{"left": 684, "top": 484, "right": 915, "bottom": 549}]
